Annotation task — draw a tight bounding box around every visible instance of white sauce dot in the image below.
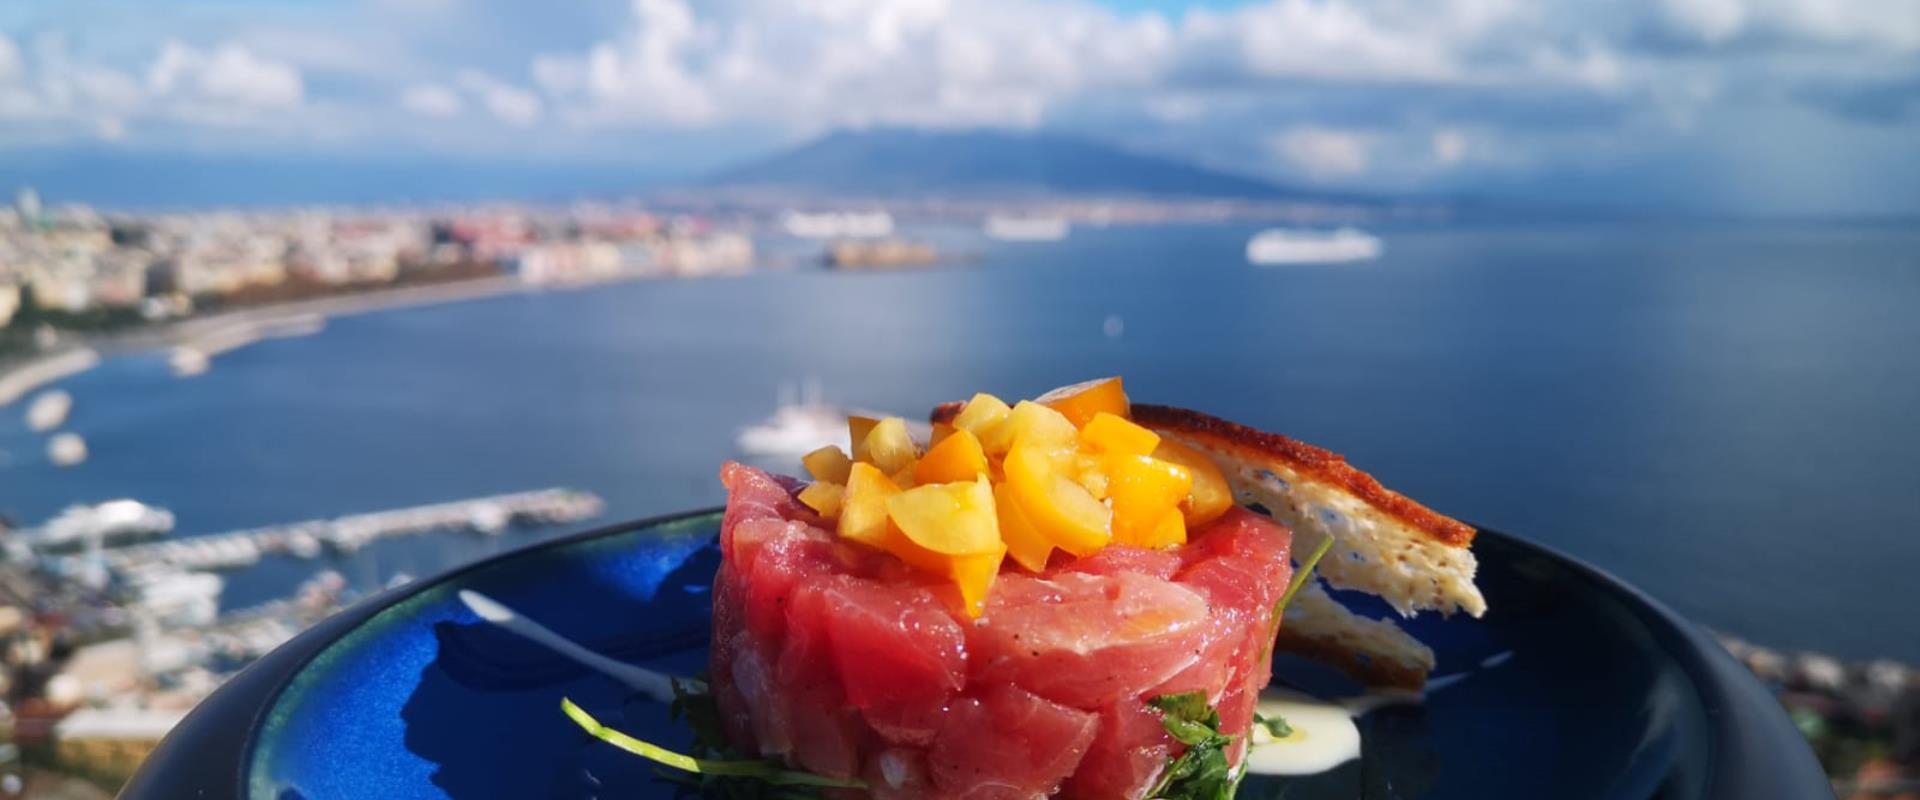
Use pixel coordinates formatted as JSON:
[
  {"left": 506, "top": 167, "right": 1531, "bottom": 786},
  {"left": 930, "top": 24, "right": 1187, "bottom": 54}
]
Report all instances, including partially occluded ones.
[{"left": 1242, "top": 691, "right": 1362, "bottom": 776}]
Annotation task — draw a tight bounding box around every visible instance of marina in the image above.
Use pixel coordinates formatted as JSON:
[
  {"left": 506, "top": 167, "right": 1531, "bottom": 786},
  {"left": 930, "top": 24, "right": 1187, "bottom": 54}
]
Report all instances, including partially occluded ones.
[{"left": 51, "top": 489, "right": 604, "bottom": 575}]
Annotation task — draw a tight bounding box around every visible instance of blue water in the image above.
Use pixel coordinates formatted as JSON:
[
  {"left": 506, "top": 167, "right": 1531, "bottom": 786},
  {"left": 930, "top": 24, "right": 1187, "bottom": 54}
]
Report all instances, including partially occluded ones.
[{"left": 2, "top": 221, "right": 1916, "bottom": 662}]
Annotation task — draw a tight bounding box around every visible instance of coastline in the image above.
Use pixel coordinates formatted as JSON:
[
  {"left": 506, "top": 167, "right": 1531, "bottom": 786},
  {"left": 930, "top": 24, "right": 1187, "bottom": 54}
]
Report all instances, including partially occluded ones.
[{"left": 0, "top": 270, "right": 651, "bottom": 407}]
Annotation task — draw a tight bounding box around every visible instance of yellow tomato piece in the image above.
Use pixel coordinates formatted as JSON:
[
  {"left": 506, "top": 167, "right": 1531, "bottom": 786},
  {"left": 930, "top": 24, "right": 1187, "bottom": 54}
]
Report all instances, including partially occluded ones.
[
  {"left": 1152, "top": 439, "right": 1233, "bottom": 526},
  {"left": 993, "top": 481, "right": 1054, "bottom": 572},
  {"left": 949, "top": 544, "right": 1006, "bottom": 619},
  {"left": 890, "top": 465, "right": 918, "bottom": 489},
  {"left": 848, "top": 416, "right": 880, "bottom": 462},
  {"left": 885, "top": 478, "right": 1002, "bottom": 555},
  {"left": 915, "top": 428, "right": 989, "bottom": 485},
  {"left": 801, "top": 445, "right": 854, "bottom": 484},
  {"left": 1005, "top": 401, "right": 1077, "bottom": 451},
  {"left": 1079, "top": 412, "right": 1161, "bottom": 457},
  {"left": 1071, "top": 452, "right": 1110, "bottom": 500},
  {"left": 1106, "top": 455, "right": 1193, "bottom": 546},
  {"left": 1036, "top": 377, "right": 1130, "bottom": 428},
  {"left": 798, "top": 481, "right": 845, "bottom": 518},
  {"left": 864, "top": 417, "right": 919, "bottom": 474},
  {"left": 1143, "top": 508, "right": 1188, "bottom": 549},
  {"left": 953, "top": 393, "right": 1013, "bottom": 455},
  {"left": 1004, "top": 444, "right": 1111, "bottom": 556},
  {"left": 838, "top": 462, "right": 901, "bottom": 549}
]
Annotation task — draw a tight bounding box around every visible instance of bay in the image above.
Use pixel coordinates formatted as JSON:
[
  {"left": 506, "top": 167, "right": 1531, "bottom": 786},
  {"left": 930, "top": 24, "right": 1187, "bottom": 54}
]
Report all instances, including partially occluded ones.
[{"left": 2, "top": 220, "right": 1916, "bottom": 662}]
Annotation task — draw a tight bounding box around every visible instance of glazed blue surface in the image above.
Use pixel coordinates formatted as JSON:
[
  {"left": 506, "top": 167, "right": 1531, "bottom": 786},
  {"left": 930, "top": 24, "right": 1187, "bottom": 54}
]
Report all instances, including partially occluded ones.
[
  {"left": 249, "top": 515, "right": 718, "bottom": 798},
  {"left": 193, "top": 511, "right": 1823, "bottom": 800}
]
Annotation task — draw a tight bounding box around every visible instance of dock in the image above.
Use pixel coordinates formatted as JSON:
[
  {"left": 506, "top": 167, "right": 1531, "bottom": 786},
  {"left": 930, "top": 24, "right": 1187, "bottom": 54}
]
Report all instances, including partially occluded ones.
[{"left": 81, "top": 489, "right": 604, "bottom": 573}]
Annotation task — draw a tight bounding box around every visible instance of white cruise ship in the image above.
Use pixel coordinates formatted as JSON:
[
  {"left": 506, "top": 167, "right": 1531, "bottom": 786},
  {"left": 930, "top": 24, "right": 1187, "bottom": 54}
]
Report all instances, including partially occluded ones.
[{"left": 1245, "top": 227, "right": 1383, "bottom": 265}]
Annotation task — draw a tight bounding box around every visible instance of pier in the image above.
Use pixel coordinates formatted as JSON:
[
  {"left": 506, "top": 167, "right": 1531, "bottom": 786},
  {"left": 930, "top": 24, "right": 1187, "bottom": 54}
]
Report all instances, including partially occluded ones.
[{"left": 78, "top": 489, "right": 604, "bottom": 573}]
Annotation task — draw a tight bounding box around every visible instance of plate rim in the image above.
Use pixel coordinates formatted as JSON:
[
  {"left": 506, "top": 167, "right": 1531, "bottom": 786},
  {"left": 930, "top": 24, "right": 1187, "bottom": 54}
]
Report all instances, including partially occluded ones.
[{"left": 118, "top": 510, "right": 1828, "bottom": 800}]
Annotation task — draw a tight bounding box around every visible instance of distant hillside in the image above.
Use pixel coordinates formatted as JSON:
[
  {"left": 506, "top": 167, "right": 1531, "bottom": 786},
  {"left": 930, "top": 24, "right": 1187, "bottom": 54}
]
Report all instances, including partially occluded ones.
[{"left": 705, "top": 128, "right": 1330, "bottom": 200}]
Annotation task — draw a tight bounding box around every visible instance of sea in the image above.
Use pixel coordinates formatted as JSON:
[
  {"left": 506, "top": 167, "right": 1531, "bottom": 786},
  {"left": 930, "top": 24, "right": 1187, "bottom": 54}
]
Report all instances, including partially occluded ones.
[{"left": 1, "top": 220, "right": 1916, "bottom": 663}]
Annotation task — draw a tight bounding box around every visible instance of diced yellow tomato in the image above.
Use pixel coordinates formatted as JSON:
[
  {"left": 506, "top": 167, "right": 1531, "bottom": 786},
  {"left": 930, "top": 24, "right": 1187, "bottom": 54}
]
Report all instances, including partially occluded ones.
[
  {"left": 838, "top": 462, "right": 901, "bottom": 549},
  {"left": 1004, "top": 444, "right": 1111, "bottom": 556},
  {"left": 1106, "top": 454, "right": 1193, "bottom": 546},
  {"left": 1005, "top": 401, "right": 1078, "bottom": 451},
  {"left": 1079, "top": 412, "right": 1161, "bottom": 457},
  {"left": 993, "top": 481, "right": 1054, "bottom": 572},
  {"left": 1071, "top": 452, "right": 1111, "bottom": 499},
  {"left": 848, "top": 416, "right": 880, "bottom": 462},
  {"left": 1152, "top": 439, "right": 1233, "bottom": 526},
  {"left": 929, "top": 422, "right": 956, "bottom": 447},
  {"left": 801, "top": 445, "right": 854, "bottom": 484},
  {"left": 889, "top": 466, "right": 918, "bottom": 489},
  {"left": 949, "top": 545, "right": 1006, "bottom": 618},
  {"left": 882, "top": 526, "right": 950, "bottom": 574},
  {"left": 915, "top": 428, "right": 989, "bottom": 485},
  {"left": 885, "top": 478, "right": 1002, "bottom": 555},
  {"left": 864, "top": 417, "right": 919, "bottom": 474},
  {"left": 1037, "top": 377, "right": 1130, "bottom": 428},
  {"left": 798, "top": 481, "right": 845, "bottom": 517},
  {"left": 953, "top": 393, "right": 1013, "bottom": 454},
  {"left": 1143, "top": 508, "right": 1187, "bottom": 549}
]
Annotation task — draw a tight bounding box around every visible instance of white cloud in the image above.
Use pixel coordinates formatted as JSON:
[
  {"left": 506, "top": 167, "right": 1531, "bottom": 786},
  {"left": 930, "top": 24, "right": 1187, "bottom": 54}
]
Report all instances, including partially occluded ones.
[
  {"left": 400, "top": 83, "right": 463, "bottom": 117},
  {"left": 1272, "top": 127, "right": 1374, "bottom": 178},
  {"left": 1653, "top": 0, "right": 1920, "bottom": 51},
  {"left": 456, "top": 70, "right": 542, "bottom": 126},
  {"left": 0, "top": 35, "right": 21, "bottom": 83},
  {"left": 148, "top": 41, "right": 303, "bottom": 110}
]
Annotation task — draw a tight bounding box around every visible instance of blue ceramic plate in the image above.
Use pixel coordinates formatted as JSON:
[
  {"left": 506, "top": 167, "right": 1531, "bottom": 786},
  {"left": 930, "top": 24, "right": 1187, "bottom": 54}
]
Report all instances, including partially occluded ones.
[{"left": 124, "top": 510, "right": 1826, "bottom": 799}]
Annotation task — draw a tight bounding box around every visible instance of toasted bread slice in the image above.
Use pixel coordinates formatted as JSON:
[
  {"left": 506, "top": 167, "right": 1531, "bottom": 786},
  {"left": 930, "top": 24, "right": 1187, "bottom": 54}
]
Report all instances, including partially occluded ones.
[
  {"left": 1131, "top": 404, "right": 1485, "bottom": 619},
  {"left": 1271, "top": 579, "right": 1437, "bottom": 690}
]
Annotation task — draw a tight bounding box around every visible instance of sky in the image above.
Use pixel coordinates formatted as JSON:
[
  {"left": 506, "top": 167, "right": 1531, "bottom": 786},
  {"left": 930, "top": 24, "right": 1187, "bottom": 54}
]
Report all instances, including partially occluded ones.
[{"left": 0, "top": 0, "right": 1917, "bottom": 215}]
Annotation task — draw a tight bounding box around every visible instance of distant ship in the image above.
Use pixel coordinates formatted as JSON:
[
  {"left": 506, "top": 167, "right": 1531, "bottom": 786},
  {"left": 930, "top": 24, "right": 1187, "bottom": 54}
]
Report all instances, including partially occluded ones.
[
  {"left": 736, "top": 381, "right": 853, "bottom": 458},
  {"left": 984, "top": 215, "right": 1070, "bottom": 242},
  {"left": 1245, "top": 228, "right": 1383, "bottom": 265},
  {"left": 25, "top": 390, "right": 72, "bottom": 432},
  {"left": 781, "top": 210, "right": 895, "bottom": 239},
  {"left": 826, "top": 239, "right": 939, "bottom": 270},
  {"left": 28, "top": 499, "right": 176, "bottom": 552}
]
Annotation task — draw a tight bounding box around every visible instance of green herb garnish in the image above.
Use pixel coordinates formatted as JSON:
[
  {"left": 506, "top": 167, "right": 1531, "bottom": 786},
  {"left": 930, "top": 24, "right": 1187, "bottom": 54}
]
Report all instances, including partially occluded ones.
[
  {"left": 1273, "top": 533, "right": 1335, "bottom": 620},
  {"left": 561, "top": 697, "right": 865, "bottom": 795},
  {"left": 1259, "top": 532, "right": 1337, "bottom": 663},
  {"left": 1254, "top": 711, "right": 1293, "bottom": 739},
  {"left": 1146, "top": 691, "right": 1241, "bottom": 800}
]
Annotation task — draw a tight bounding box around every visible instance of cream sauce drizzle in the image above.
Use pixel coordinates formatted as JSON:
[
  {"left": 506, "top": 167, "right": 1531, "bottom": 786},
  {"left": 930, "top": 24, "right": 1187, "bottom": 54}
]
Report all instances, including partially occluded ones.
[{"left": 1243, "top": 651, "right": 1512, "bottom": 777}]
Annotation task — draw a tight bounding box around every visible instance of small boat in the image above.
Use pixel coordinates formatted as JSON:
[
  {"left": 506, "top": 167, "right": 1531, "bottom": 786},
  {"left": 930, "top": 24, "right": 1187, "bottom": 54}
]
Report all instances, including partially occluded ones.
[
  {"left": 47, "top": 433, "right": 88, "bottom": 467},
  {"left": 984, "top": 215, "right": 1070, "bottom": 242},
  {"left": 25, "top": 390, "right": 72, "bottom": 432},
  {"left": 170, "top": 348, "right": 210, "bottom": 377},
  {"left": 737, "top": 381, "right": 859, "bottom": 458},
  {"left": 28, "top": 499, "right": 174, "bottom": 550},
  {"left": 1245, "top": 228, "right": 1382, "bottom": 265},
  {"left": 781, "top": 211, "right": 895, "bottom": 239}
]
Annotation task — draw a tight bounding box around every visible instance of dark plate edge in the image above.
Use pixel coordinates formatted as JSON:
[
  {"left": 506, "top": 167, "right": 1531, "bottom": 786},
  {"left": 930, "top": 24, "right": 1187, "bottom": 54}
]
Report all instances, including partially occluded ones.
[
  {"left": 117, "top": 507, "right": 724, "bottom": 800},
  {"left": 117, "top": 515, "right": 1829, "bottom": 800}
]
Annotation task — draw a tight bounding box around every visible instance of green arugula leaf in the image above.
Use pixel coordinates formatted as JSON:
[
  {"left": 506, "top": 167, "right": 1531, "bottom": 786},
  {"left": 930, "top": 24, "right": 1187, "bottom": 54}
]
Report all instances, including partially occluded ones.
[
  {"left": 1146, "top": 692, "right": 1243, "bottom": 800},
  {"left": 561, "top": 697, "right": 865, "bottom": 794},
  {"left": 1254, "top": 711, "right": 1293, "bottom": 739},
  {"left": 1260, "top": 531, "right": 1337, "bottom": 664}
]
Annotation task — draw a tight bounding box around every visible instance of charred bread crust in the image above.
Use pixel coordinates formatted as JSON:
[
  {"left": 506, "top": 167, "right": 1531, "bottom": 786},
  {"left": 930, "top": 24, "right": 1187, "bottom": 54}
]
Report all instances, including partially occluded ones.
[{"left": 1129, "top": 404, "right": 1474, "bottom": 548}]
